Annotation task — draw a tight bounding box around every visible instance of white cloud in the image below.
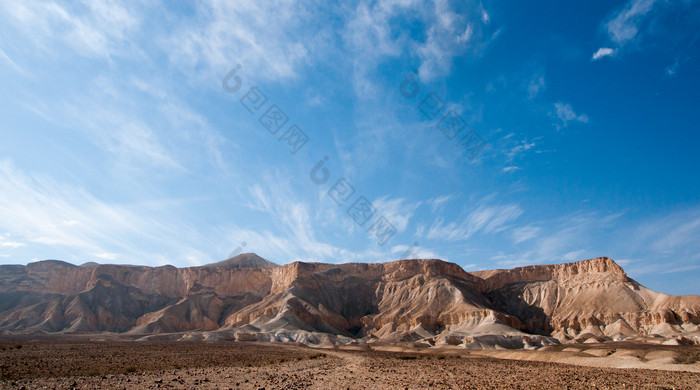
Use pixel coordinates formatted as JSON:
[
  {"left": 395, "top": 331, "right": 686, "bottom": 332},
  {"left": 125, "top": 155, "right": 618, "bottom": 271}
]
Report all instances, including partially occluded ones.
[
  {"left": 166, "top": 0, "right": 314, "bottom": 83},
  {"left": 427, "top": 195, "right": 455, "bottom": 213},
  {"left": 489, "top": 211, "right": 624, "bottom": 269},
  {"left": 0, "top": 47, "right": 30, "bottom": 76},
  {"left": 527, "top": 74, "right": 545, "bottom": 99},
  {"left": 414, "top": 224, "right": 426, "bottom": 238},
  {"left": 553, "top": 102, "right": 589, "bottom": 129},
  {"left": 591, "top": 47, "right": 615, "bottom": 61},
  {"left": 620, "top": 208, "right": 700, "bottom": 285},
  {"left": 634, "top": 208, "right": 700, "bottom": 257},
  {"left": 456, "top": 24, "right": 473, "bottom": 44},
  {"left": 614, "top": 258, "right": 635, "bottom": 267},
  {"left": 502, "top": 166, "right": 521, "bottom": 173},
  {"left": 236, "top": 180, "right": 402, "bottom": 263},
  {"left": 427, "top": 203, "right": 523, "bottom": 242},
  {"left": 605, "top": 0, "right": 656, "bottom": 45},
  {"left": 1, "top": 0, "right": 140, "bottom": 59},
  {"left": 507, "top": 140, "right": 537, "bottom": 159},
  {"left": 660, "top": 263, "right": 700, "bottom": 274},
  {"left": 0, "top": 161, "right": 218, "bottom": 265},
  {"left": 93, "top": 252, "right": 118, "bottom": 261},
  {"left": 58, "top": 99, "right": 184, "bottom": 171},
  {"left": 15, "top": 62, "right": 230, "bottom": 176},
  {"left": 512, "top": 226, "right": 540, "bottom": 244},
  {"left": 390, "top": 243, "right": 440, "bottom": 260},
  {"left": 223, "top": 223, "right": 391, "bottom": 264},
  {"left": 344, "top": 0, "right": 496, "bottom": 94},
  {"left": 372, "top": 196, "right": 420, "bottom": 233},
  {"left": 109, "top": 122, "right": 182, "bottom": 170},
  {"left": 481, "top": 9, "right": 490, "bottom": 24},
  {"left": 0, "top": 241, "right": 26, "bottom": 249},
  {"left": 665, "top": 59, "right": 679, "bottom": 76},
  {"left": 595, "top": 0, "right": 697, "bottom": 65}
]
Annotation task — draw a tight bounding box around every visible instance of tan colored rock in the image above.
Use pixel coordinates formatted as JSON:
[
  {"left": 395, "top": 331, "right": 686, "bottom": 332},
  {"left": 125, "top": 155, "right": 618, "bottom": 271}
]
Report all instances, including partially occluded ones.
[{"left": 1, "top": 255, "right": 698, "bottom": 349}]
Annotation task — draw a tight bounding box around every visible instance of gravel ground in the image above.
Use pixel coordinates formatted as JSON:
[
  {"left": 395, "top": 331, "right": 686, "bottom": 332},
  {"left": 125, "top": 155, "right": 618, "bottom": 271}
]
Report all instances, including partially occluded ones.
[{"left": 1, "top": 341, "right": 700, "bottom": 389}]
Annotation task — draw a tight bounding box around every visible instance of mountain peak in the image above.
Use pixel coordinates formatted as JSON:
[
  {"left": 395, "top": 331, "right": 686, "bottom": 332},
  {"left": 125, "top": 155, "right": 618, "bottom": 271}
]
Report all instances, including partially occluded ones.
[
  {"left": 27, "top": 259, "right": 77, "bottom": 268},
  {"left": 203, "top": 253, "right": 278, "bottom": 270}
]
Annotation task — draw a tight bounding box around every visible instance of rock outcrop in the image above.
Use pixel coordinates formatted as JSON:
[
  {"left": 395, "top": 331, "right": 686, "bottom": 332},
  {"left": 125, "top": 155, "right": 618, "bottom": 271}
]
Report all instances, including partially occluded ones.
[
  {"left": 0, "top": 255, "right": 698, "bottom": 348},
  {"left": 475, "top": 257, "right": 700, "bottom": 343}
]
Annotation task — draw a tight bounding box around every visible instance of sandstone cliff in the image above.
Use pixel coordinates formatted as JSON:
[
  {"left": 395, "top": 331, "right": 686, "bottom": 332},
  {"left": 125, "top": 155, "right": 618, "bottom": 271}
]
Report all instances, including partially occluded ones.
[
  {"left": 475, "top": 257, "right": 700, "bottom": 343},
  {"left": 0, "top": 255, "right": 698, "bottom": 348}
]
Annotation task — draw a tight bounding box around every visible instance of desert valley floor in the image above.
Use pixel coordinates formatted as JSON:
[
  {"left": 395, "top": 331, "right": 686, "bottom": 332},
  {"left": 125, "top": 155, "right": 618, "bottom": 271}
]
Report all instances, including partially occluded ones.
[
  {"left": 2, "top": 256, "right": 700, "bottom": 388},
  {"left": 1, "top": 338, "right": 700, "bottom": 389}
]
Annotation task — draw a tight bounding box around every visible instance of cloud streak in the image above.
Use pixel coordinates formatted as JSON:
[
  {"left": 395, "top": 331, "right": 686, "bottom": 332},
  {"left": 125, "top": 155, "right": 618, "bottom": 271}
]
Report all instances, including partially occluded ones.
[
  {"left": 2, "top": 0, "right": 141, "bottom": 59},
  {"left": 0, "top": 161, "right": 217, "bottom": 266},
  {"left": 592, "top": 47, "right": 615, "bottom": 60},
  {"left": 427, "top": 203, "right": 523, "bottom": 242},
  {"left": 553, "top": 102, "right": 589, "bottom": 129},
  {"left": 605, "top": 0, "right": 656, "bottom": 45},
  {"left": 344, "top": 0, "right": 496, "bottom": 95}
]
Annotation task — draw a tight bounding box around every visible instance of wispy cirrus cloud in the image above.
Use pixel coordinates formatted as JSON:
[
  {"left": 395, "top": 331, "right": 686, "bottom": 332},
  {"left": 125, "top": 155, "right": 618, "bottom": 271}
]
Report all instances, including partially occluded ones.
[
  {"left": 390, "top": 243, "right": 441, "bottom": 260},
  {"left": 489, "top": 211, "right": 623, "bottom": 269},
  {"left": 372, "top": 196, "right": 420, "bottom": 233},
  {"left": 553, "top": 102, "right": 589, "bottom": 129},
  {"left": 488, "top": 205, "right": 700, "bottom": 292},
  {"left": 29, "top": 89, "right": 184, "bottom": 172},
  {"left": 344, "top": 0, "right": 497, "bottom": 95},
  {"left": 427, "top": 203, "right": 523, "bottom": 242},
  {"left": 1, "top": 0, "right": 141, "bottom": 59},
  {"left": 166, "top": 0, "right": 320, "bottom": 83},
  {"left": 665, "top": 58, "right": 681, "bottom": 77},
  {"left": 0, "top": 47, "right": 30, "bottom": 76},
  {"left": 527, "top": 74, "right": 546, "bottom": 99},
  {"left": 594, "top": 0, "right": 696, "bottom": 60},
  {"left": 0, "top": 161, "right": 218, "bottom": 266},
  {"left": 507, "top": 139, "right": 537, "bottom": 160},
  {"left": 427, "top": 194, "right": 456, "bottom": 213},
  {"left": 631, "top": 207, "right": 700, "bottom": 258},
  {"left": 17, "top": 66, "right": 230, "bottom": 176},
  {"left": 512, "top": 226, "right": 540, "bottom": 244},
  {"left": 605, "top": 0, "right": 656, "bottom": 46},
  {"left": 235, "top": 179, "right": 407, "bottom": 263}
]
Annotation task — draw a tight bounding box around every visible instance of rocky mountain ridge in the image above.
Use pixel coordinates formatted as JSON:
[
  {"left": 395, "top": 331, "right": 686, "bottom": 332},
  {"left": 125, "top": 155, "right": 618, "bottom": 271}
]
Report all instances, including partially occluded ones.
[{"left": 1, "top": 255, "right": 698, "bottom": 349}]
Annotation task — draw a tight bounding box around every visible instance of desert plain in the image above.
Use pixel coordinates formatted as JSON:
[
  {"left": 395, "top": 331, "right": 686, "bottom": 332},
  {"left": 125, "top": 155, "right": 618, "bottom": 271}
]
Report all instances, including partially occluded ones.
[{"left": 1, "top": 336, "right": 700, "bottom": 389}]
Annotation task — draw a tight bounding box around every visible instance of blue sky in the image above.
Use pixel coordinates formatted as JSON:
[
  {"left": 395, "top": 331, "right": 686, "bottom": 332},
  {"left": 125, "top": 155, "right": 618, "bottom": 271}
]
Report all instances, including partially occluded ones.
[{"left": 1, "top": 0, "right": 699, "bottom": 294}]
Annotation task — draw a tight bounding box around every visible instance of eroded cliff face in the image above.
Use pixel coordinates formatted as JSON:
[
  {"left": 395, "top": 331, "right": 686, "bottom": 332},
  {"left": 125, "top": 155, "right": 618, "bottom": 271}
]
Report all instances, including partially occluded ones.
[
  {"left": 223, "top": 259, "right": 492, "bottom": 338},
  {"left": 0, "top": 257, "right": 273, "bottom": 334},
  {"left": 0, "top": 255, "right": 698, "bottom": 348},
  {"left": 473, "top": 257, "right": 628, "bottom": 292},
  {"left": 476, "top": 257, "right": 700, "bottom": 342}
]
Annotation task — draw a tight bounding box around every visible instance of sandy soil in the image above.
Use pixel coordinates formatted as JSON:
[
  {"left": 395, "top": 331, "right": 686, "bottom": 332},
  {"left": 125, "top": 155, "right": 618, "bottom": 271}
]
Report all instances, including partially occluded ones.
[
  {"left": 1, "top": 339, "right": 700, "bottom": 389},
  {"left": 471, "top": 341, "right": 700, "bottom": 373}
]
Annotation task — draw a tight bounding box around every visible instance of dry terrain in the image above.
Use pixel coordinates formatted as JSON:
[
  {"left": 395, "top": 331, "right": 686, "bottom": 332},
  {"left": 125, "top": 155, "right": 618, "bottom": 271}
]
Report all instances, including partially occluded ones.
[
  {"left": 2, "top": 339, "right": 700, "bottom": 389},
  {"left": 2, "top": 256, "right": 699, "bottom": 349}
]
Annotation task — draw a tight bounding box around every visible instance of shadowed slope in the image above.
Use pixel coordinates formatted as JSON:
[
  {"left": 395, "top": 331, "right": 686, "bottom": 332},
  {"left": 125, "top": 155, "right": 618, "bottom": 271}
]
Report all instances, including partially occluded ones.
[
  {"left": 475, "top": 257, "right": 700, "bottom": 342},
  {"left": 0, "top": 256, "right": 698, "bottom": 348}
]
